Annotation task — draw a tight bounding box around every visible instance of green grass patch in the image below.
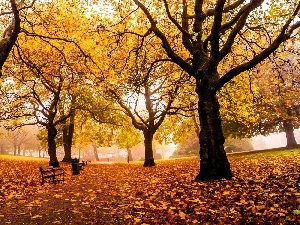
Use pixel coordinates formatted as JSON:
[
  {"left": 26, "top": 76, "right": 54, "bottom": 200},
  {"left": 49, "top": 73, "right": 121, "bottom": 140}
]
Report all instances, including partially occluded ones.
[{"left": 0, "top": 154, "right": 49, "bottom": 161}]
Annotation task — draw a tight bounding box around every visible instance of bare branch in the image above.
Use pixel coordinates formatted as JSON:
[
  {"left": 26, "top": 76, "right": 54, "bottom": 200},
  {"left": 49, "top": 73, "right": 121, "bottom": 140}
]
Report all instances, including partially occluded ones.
[
  {"left": 21, "top": 29, "right": 103, "bottom": 77},
  {"left": 0, "top": 0, "right": 36, "bottom": 16},
  {"left": 181, "top": 0, "right": 194, "bottom": 53},
  {"left": 210, "top": 0, "right": 226, "bottom": 61},
  {"left": 133, "top": 0, "right": 193, "bottom": 74},
  {"left": 216, "top": 13, "right": 300, "bottom": 90},
  {"left": 162, "top": 0, "right": 191, "bottom": 38},
  {"left": 218, "top": 0, "right": 263, "bottom": 61},
  {"left": 189, "top": 0, "right": 246, "bottom": 19},
  {"left": 109, "top": 89, "right": 146, "bottom": 130}
]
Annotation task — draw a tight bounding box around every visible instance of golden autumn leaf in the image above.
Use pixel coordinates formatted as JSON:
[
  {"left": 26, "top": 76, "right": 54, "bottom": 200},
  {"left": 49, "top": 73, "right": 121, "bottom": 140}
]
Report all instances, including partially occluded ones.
[
  {"left": 31, "top": 215, "right": 42, "bottom": 219},
  {"left": 178, "top": 211, "right": 186, "bottom": 219},
  {"left": 0, "top": 149, "right": 299, "bottom": 224}
]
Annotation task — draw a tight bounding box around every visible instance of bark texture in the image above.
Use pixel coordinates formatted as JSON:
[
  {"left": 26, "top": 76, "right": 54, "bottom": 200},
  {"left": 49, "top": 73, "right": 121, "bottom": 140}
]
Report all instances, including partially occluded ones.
[
  {"left": 283, "top": 120, "right": 299, "bottom": 148},
  {"left": 47, "top": 125, "right": 59, "bottom": 167},
  {"left": 127, "top": 149, "right": 133, "bottom": 162},
  {"left": 13, "top": 144, "right": 17, "bottom": 155},
  {"left": 62, "top": 111, "right": 75, "bottom": 162},
  {"left": 195, "top": 83, "right": 232, "bottom": 181},
  {"left": 92, "top": 143, "right": 100, "bottom": 161},
  {"left": 143, "top": 127, "right": 155, "bottom": 167},
  {"left": 0, "top": 0, "right": 20, "bottom": 76}
]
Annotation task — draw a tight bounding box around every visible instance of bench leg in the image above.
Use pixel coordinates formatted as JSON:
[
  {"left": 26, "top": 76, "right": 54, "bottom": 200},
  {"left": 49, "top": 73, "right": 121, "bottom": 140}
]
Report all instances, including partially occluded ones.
[{"left": 41, "top": 176, "right": 55, "bottom": 185}]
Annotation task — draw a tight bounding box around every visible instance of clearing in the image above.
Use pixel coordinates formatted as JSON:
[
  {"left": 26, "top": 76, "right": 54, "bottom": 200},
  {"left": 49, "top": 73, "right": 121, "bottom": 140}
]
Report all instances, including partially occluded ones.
[{"left": 0, "top": 150, "right": 299, "bottom": 224}]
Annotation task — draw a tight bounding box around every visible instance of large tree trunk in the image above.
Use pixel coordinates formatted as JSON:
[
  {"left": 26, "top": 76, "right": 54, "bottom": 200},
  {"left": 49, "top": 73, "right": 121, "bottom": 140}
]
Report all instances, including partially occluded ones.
[
  {"left": 195, "top": 86, "right": 233, "bottom": 181},
  {"left": 92, "top": 143, "right": 99, "bottom": 161},
  {"left": 143, "top": 129, "right": 155, "bottom": 167},
  {"left": 47, "top": 125, "right": 59, "bottom": 167},
  {"left": 0, "top": 0, "right": 20, "bottom": 77},
  {"left": 283, "top": 120, "right": 298, "bottom": 148},
  {"left": 62, "top": 112, "right": 75, "bottom": 162}
]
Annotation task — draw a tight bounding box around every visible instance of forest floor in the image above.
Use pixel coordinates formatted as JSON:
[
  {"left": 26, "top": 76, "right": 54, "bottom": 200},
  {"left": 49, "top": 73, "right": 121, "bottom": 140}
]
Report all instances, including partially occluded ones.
[{"left": 0, "top": 150, "right": 299, "bottom": 225}]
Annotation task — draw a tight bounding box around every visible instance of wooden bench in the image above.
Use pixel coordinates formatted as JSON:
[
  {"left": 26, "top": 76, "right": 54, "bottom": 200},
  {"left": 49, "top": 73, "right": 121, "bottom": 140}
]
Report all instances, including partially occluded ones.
[
  {"left": 40, "top": 166, "right": 65, "bottom": 185},
  {"left": 78, "top": 160, "right": 91, "bottom": 170},
  {"left": 78, "top": 162, "right": 84, "bottom": 170}
]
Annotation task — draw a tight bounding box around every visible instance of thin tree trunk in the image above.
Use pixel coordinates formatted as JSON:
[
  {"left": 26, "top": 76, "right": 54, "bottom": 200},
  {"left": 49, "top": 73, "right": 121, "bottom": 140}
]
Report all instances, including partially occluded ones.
[
  {"left": 195, "top": 87, "right": 233, "bottom": 181},
  {"left": 13, "top": 143, "right": 17, "bottom": 155},
  {"left": 283, "top": 120, "right": 298, "bottom": 148},
  {"left": 61, "top": 121, "right": 69, "bottom": 161},
  {"left": 192, "top": 112, "right": 200, "bottom": 136},
  {"left": 143, "top": 129, "right": 155, "bottom": 167},
  {"left": 62, "top": 111, "right": 75, "bottom": 162},
  {"left": 47, "top": 125, "right": 59, "bottom": 167},
  {"left": 92, "top": 143, "right": 99, "bottom": 161},
  {"left": 17, "top": 144, "right": 21, "bottom": 155},
  {"left": 127, "top": 148, "right": 133, "bottom": 162}
]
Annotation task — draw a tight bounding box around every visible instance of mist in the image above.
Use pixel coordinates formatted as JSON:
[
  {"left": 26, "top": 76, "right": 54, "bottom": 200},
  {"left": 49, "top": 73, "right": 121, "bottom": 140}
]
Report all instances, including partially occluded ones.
[{"left": 251, "top": 129, "right": 300, "bottom": 150}]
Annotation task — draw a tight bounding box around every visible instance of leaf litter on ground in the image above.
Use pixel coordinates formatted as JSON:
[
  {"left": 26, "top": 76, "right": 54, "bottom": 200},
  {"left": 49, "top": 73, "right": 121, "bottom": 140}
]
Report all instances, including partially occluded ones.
[{"left": 0, "top": 150, "right": 299, "bottom": 224}]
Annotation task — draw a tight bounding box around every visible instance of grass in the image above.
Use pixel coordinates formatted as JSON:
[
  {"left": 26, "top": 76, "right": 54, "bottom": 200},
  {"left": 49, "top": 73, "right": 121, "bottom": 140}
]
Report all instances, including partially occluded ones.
[{"left": 0, "top": 154, "right": 49, "bottom": 161}]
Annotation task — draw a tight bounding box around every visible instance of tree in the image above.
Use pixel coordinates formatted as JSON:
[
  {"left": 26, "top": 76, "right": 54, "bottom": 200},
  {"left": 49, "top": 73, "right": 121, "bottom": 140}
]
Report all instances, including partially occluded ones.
[
  {"left": 0, "top": 128, "right": 10, "bottom": 154},
  {"left": 126, "top": 0, "right": 300, "bottom": 180},
  {"left": 252, "top": 41, "right": 300, "bottom": 148},
  {"left": 61, "top": 96, "right": 76, "bottom": 162},
  {"left": 5, "top": 127, "right": 29, "bottom": 155},
  {"left": 70, "top": 85, "right": 125, "bottom": 160},
  {"left": 109, "top": 66, "right": 192, "bottom": 166},
  {"left": 0, "top": 0, "right": 20, "bottom": 76},
  {"left": 116, "top": 119, "right": 142, "bottom": 162},
  {"left": 0, "top": 0, "right": 36, "bottom": 76},
  {"left": 0, "top": 0, "right": 97, "bottom": 166},
  {"left": 1, "top": 69, "right": 78, "bottom": 166},
  {"left": 89, "top": 3, "right": 197, "bottom": 166},
  {"left": 74, "top": 117, "right": 116, "bottom": 161},
  {"left": 173, "top": 135, "right": 199, "bottom": 157},
  {"left": 219, "top": 73, "right": 261, "bottom": 139}
]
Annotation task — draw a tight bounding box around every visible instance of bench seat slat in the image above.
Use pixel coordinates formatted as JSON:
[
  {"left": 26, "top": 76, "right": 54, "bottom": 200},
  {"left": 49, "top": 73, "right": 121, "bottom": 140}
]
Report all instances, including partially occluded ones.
[{"left": 40, "top": 166, "right": 64, "bottom": 185}]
